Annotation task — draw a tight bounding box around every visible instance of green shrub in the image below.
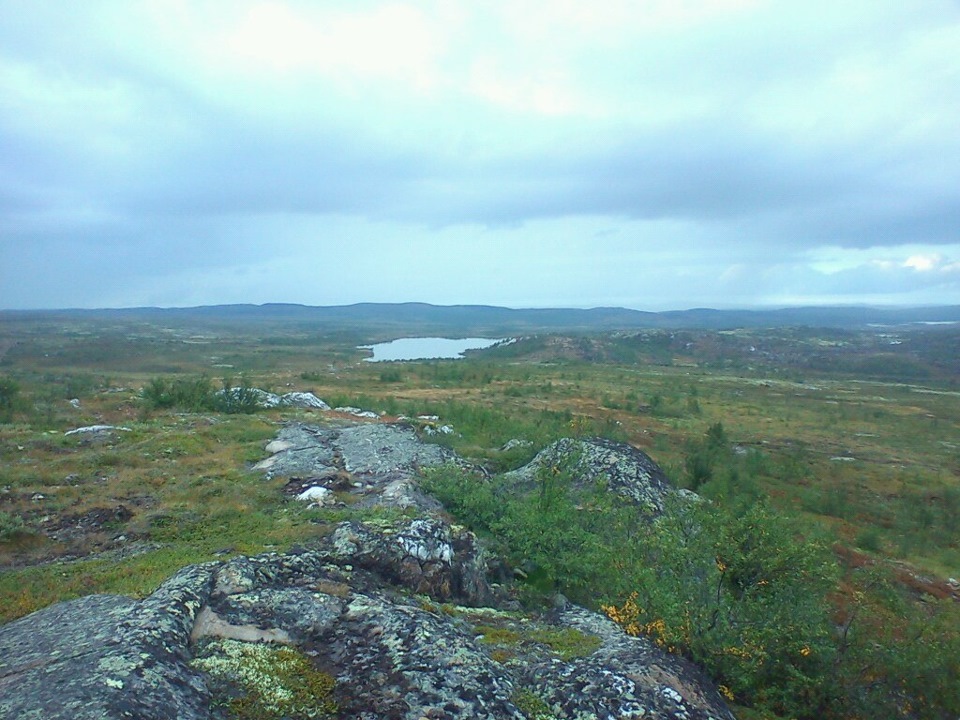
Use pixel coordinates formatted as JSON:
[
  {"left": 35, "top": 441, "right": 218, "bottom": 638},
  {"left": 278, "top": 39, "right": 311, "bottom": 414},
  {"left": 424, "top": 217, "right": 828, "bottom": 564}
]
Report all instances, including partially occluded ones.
[
  {"left": 605, "top": 499, "right": 838, "bottom": 717},
  {"left": 213, "top": 377, "right": 262, "bottom": 414},
  {"left": 0, "top": 376, "right": 20, "bottom": 422},
  {"left": 140, "top": 375, "right": 262, "bottom": 414},
  {"left": 0, "top": 510, "right": 33, "bottom": 542},
  {"left": 379, "top": 368, "right": 403, "bottom": 383},
  {"left": 833, "top": 568, "right": 960, "bottom": 720},
  {"left": 141, "top": 375, "right": 215, "bottom": 411},
  {"left": 420, "top": 460, "right": 647, "bottom": 603}
]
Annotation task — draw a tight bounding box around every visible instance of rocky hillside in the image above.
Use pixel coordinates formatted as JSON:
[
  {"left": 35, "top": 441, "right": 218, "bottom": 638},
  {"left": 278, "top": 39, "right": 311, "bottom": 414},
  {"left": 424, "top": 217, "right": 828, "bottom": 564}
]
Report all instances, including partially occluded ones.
[{"left": 0, "top": 421, "right": 735, "bottom": 720}]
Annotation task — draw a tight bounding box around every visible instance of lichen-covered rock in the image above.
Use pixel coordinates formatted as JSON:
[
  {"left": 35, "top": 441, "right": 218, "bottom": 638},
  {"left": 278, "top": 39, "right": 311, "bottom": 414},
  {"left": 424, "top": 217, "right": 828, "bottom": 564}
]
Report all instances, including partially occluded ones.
[
  {"left": 357, "top": 476, "right": 446, "bottom": 512},
  {"left": 334, "top": 422, "right": 453, "bottom": 480},
  {"left": 323, "top": 592, "right": 526, "bottom": 720},
  {"left": 1, "top": 421, "right": 736, "bottom": 720},
  {"left": 504, "top": 436, "right": 682, "bottom": 515},
  {"left": 0, "top": 564, "right": 216, "bottom": 720},
  {"left": 252, "top": 422, "right": 454, "bottom": 486},
  {"left": 322, "top": 516, "right": 494, "bottom": 606},
  {"left": 0, "top": 542, "right": 735, "bottom": 720},
  {"left": 517, "top": 606, "right": 737, "bottom": 720},
  {"left": 63, "top": 424, "right": 133, "bottom": 436}
]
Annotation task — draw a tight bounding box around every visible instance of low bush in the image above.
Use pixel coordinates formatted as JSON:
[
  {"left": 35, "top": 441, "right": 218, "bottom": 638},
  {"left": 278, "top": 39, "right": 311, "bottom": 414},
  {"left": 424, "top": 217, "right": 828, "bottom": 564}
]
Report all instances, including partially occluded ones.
[
  {"left": 0, "top": 510, "right": 34, "bottom": 542},
  {"left": 0, "top": 376, "right": 20, "bottom": 422},
  {"left": 422, "top": 454, "right": 960, "bottom": 719}
]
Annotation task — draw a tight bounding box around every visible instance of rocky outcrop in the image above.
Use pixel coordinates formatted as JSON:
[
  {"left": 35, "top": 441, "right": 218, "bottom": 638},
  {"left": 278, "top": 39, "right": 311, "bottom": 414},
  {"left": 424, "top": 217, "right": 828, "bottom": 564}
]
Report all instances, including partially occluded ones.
[
  {"left": 216, "top": 388, "right": 330, "bottom": 409},
  {"left": 0, "top": 422, "right": 735, "bottom": 720},
  {"left": 254, "top": 421, "right": 457, "bottom": 513},
  {"left": 504, "top": 436, "right": 685, "bottom": 515},
  {"left": 0, "top": 563, "right": 216, "bottom": 720},
  {"left": 63, "top": 424, "right": 132, "bottom": 437},
  {"left": 323, "top": 516, "right": 494, "bottom": 606}
]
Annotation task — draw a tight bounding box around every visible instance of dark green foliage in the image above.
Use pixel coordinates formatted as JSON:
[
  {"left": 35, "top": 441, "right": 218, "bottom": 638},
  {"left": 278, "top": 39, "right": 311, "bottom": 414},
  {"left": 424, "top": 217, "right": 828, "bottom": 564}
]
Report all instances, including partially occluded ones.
[
  {"left": 142, "top": 375, "right": 215, "bottom": 411},
  {"left": 424, "top": 457, "right": 958, "bottom": 719},
  {"left": 420, "top": 461, "right": 645, "bottom": 602},
  {"left": 141, "top": 375, "right": 261, "bottom": 414},
  {"left": 0, "top": 510, "right": 34, "bottom": 542},
  {"left": 683, "top": 422, "right": 730, "bottom": 490},
  {"left": 0, "top": 376, "right": 19, "bottom": 422},
  {"left": 623, "top": 499, "right": 839, "bottom": 716},
  {"left": 424, "top": 449, "right": 960, "bottom": 719},
  {"left": 213, "top": 377, "right": 262, "bottom": 414},
  {"left": 412, "top": 400, "right": 574, "bottom": 454}
]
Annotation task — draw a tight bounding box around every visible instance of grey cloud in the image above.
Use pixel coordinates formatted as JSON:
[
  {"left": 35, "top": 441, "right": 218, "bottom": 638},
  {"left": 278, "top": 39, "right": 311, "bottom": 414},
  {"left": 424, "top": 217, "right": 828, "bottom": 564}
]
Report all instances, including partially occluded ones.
[{"left": 2, "top": 1, "right": 959, "bottom": 310}]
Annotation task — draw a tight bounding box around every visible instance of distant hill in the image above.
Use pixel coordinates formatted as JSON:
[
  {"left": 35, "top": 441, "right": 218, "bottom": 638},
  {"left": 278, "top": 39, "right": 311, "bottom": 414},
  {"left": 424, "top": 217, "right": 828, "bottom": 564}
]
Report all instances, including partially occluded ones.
[{"left": 3, "top": 302, "right": 959, "bottom": 335}]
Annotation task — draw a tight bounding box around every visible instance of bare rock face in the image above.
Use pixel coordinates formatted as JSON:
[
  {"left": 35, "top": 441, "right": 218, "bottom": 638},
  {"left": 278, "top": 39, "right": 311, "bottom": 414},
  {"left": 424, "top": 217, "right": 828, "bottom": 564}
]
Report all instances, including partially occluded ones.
[
  {"left": 323, "top": 516, "right": 494, "bottom": 606},
  {"left": 0, "top": 422, "right": 735, "bottom": 720},
  {"left": 253, "top": 422, "right": 455, "bottom": 484}
]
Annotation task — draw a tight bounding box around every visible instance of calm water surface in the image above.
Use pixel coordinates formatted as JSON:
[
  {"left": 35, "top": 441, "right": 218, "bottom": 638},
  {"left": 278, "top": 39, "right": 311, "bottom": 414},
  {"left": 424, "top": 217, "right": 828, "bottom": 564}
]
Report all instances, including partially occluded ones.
[{"left": 360, "top": 337, "right": 506, "bottom": 362}]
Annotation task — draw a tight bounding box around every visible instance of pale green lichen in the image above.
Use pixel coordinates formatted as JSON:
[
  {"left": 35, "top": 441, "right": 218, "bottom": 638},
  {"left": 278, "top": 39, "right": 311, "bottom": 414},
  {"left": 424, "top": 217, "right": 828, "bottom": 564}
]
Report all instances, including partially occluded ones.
[
  {"left": 191, "top": 639, "right": 337, "bottom": 719},
  {"left": 96, "top": 655, "right": 137, "bottom": 677}
]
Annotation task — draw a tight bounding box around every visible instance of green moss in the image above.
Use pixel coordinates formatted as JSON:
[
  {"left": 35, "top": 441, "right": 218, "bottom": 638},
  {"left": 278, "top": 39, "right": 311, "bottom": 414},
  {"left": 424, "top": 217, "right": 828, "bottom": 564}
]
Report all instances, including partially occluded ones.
[
  {"left": 528, "top": 627, "right": 602, "bottom": 660},
  {"left": 475, "top": 624, "right": 523, "bottom": 645},
  {"left": 192, "top": 639, "right": 338, "bottom": 719},
  {"left": 475, "top": 622, "right": 600, "bottom": 661},
  {"left": 511, "top": 688, "right": 556, "bottom": 720}
]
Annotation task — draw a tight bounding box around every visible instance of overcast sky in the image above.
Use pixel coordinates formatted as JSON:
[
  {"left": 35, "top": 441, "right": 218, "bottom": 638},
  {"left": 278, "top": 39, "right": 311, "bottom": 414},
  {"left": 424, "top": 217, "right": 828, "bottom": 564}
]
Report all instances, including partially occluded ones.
[{"left": 1, "top": 1, "right": 959, "bottom": 311}]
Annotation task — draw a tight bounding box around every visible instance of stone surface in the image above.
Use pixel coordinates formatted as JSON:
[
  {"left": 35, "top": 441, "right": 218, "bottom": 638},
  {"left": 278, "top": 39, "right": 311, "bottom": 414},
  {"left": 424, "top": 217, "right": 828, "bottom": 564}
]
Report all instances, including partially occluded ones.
[
  {"left": 63, "top": 424, "right": 132, "bottom": 436},
  {"left": 295, "top": 485, "right": 334, "bottom": 505},
  {"left": 0, "top": 564, "right": 215, "bottom": 720},
  {"left": 0, "top": 422, "right": 736, "bottom": 720},
  {"left": 520, "top": 605, "right": 736, "bottom": 720},
  {"left": 322, "top": 516, "right": 494, "bottom": 606},
  {"left": 278, "top": 391, "right": 330, "bottom": 409},
  {"left": 335, "top": 405, "right": 380, "bottom": 418},
  {"left": 252, "top": 421, "right": 456, "bottom": 489},
  {"left": 504, "top": 436, "right": 683, "bottom": 515}
]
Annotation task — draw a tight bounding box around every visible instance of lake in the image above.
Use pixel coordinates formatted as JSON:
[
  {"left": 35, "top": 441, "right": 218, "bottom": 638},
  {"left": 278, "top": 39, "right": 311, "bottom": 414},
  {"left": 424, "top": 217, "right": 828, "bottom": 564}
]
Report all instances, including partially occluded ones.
[{"left": 360, "top": 337, "right": 507, "bottom": 362}]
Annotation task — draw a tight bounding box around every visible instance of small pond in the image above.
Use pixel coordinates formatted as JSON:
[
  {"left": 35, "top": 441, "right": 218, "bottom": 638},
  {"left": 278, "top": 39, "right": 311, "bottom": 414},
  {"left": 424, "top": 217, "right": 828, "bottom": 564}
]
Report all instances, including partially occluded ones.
[{"left": 360, "top": 337, "right": 507, "bottom": 362}]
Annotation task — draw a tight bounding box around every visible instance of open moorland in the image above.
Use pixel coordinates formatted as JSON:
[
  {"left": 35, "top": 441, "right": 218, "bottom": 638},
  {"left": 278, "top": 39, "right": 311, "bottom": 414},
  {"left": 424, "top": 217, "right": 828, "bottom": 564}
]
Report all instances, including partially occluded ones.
[{"left": 1, "top": 306, "right": 958, "bottom": 719}]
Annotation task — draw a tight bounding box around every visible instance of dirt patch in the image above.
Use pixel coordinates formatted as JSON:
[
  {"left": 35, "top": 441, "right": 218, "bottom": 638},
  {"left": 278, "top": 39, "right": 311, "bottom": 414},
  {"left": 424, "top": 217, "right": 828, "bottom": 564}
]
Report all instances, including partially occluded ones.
[{"left": 834, "top": 543, "right": 960, "bottom": 602}]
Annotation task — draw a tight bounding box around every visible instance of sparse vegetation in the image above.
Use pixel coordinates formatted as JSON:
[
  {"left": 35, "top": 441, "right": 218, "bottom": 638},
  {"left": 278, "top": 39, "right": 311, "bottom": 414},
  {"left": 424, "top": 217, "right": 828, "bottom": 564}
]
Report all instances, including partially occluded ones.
[{"left": 1, "top": 311, "right": 958, "bottom": 719}]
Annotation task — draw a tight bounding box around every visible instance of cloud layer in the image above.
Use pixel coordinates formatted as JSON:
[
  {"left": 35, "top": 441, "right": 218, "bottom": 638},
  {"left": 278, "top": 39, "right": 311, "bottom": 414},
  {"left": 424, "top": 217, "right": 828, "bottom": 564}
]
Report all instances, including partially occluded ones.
[{"left": 2, "top": 1, "right": 959, "bottom": 309}]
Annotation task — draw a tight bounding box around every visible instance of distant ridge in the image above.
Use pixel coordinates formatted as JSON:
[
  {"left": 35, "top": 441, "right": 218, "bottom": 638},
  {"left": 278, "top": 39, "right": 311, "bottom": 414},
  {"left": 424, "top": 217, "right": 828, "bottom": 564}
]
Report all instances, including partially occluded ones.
[{"left": 3, "top": 303, "right": 959, "bottom": 333}]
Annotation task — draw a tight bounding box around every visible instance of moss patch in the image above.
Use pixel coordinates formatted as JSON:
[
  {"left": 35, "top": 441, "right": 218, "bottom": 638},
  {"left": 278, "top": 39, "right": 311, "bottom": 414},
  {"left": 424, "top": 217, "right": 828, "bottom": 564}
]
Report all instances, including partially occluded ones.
[
  {"left": 527, "top": 626, "right": 602, "bottom": 660},
  {"left": 511, "top": 688, "right": 557, "bottom": 720}
]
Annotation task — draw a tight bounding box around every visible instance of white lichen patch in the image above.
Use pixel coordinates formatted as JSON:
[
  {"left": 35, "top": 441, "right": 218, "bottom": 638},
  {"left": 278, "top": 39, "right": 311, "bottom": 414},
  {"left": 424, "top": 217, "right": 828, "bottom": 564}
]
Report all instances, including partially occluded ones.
[{"left": 191, "top": 638, "right": 336, "bottom": 719}]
